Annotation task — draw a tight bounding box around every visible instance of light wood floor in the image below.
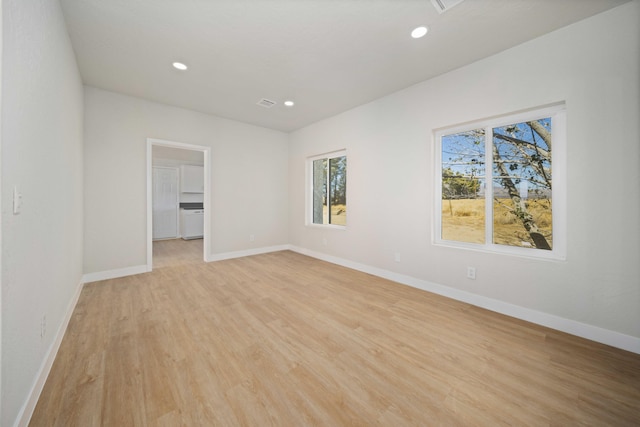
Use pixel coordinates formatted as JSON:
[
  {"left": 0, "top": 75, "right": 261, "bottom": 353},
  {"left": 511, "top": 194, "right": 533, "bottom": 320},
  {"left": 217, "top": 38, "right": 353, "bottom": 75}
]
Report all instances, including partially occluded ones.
[
  {"left": 31, "top": 251, "right": 640, "bottom": 426},
  {"left": 152, "top": 238, "right": 204, "bottom": 269}
]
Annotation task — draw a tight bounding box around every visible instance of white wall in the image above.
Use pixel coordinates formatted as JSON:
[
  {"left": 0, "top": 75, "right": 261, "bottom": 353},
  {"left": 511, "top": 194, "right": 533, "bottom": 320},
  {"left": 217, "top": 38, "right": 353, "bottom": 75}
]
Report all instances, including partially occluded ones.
[
  {"left": 1, "top": 0, "right": 84, "bottom": 425},
  {"left": 0, "top": 0, "right": 4, "bottom": 422},
  {"left": 289, "top": 2, "right": 640, "bottom": 345},
  {"left": 84, "top": 87, "right": 289, "bottom": 274}
]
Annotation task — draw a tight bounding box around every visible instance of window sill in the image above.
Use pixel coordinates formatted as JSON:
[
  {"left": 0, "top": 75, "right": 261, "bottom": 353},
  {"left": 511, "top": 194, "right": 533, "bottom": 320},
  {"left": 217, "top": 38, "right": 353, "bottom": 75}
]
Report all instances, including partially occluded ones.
[
  {"left": 433, "top": 240, "right": 566, "bottom": 262},
  {"left": 306, "top": 223, "right": 347, "bottom": 231}
]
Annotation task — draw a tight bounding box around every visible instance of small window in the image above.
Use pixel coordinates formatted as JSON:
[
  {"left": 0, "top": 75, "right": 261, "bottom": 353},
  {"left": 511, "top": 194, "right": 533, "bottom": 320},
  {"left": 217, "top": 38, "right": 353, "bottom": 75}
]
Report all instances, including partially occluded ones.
[
  {"left": 308, "top": 151, "right": 347, "bottom": 227},
  {"left": 435, "top": 105, "right": 566, "bottom": 259}
]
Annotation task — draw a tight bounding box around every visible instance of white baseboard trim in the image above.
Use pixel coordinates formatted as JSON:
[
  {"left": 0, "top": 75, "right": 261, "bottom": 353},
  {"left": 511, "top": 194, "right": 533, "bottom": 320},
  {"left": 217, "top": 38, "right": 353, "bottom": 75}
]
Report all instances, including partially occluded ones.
[
  {"left": 16, "top": 278, "right": 84, "bottom": 427},
  {"left": 288, "top": 246, "right": 640, "bottom": 355},
  {"left": 75, "top": 246, "right": 640, "bottom": 354},
  {"left": 82, "top": 264, "right": 150, "bottom": 284},
  {"left": 207, "top": 244, "right": 290, "bottom": 262},
  {"left": 82, "top": 245, "right": 292, "bottom": 282}
]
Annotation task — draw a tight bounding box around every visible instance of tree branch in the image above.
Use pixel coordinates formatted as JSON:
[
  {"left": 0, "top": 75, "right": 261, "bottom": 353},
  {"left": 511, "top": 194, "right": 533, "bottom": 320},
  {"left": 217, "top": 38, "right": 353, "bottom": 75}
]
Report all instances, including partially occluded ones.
[
  {"left": 492, "top": 145, "right": 551, "bottom": 250},
  {"left": 527, "top": 120, "right": 552, "bottom": 150},
  {"left": 493, "top": 133, "right": 550, "bottom": 158}
]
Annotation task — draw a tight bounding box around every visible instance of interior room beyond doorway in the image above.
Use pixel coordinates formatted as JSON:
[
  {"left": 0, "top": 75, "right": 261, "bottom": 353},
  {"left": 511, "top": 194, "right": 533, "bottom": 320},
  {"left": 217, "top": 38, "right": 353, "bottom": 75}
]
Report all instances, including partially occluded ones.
[{"left": 150, "top": 143, "right": 208, "bottom": 269}]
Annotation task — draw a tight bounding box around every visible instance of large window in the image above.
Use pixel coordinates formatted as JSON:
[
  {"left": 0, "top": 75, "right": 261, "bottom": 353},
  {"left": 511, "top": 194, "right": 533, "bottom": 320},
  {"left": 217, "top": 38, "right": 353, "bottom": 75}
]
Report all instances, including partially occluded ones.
[
  {"left": 308, "top": 150, "right": 347, "bottom": 226},
  {"left": 435, "top": 105, "right": 566, "bottom": 259}
]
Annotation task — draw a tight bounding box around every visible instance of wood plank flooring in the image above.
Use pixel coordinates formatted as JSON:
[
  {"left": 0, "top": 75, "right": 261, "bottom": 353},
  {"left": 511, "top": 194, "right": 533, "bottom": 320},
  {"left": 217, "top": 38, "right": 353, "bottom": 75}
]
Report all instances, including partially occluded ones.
[
  {"left": 152, "top": 238, "right": 203, "bottom": 269},
  {"left": 30, "top": 250, "right": 640, "bottom": 426}
]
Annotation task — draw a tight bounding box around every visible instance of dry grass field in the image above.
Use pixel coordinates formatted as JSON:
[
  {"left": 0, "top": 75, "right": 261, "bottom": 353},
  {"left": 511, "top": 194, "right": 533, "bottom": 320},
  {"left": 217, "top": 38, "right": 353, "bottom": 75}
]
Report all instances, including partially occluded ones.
[
  {"left": 442, "top": 198, "right": 552, "bottom": 248},
  {"left": 323, "top": 204, "right": 346, "bottom": 226}
]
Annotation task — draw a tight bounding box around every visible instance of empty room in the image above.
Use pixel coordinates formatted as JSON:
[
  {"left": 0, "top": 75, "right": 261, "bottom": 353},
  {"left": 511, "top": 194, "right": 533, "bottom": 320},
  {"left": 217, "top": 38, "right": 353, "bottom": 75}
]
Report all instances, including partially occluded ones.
[{"left": 2, "top": 0, "right": 639, "bottom": 426}]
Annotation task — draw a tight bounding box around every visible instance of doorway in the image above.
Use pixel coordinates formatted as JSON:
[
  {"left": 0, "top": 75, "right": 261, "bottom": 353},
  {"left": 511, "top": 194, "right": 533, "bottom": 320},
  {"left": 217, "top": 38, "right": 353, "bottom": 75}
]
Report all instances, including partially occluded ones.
[{"left": 146, "top": 138, "right": 211, "bottom": 270}]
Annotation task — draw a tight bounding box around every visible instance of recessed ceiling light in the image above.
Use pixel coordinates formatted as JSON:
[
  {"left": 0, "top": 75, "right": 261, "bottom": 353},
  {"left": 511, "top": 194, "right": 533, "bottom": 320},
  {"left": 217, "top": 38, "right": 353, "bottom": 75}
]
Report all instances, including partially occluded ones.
[
  {"left": 411, "top": 26, "right": 429, "bottom": 39},
  {"left": 172, "top": 62, "right": 188, "bottom": 71},
  {"left": 284, "top": 100, "right": 295, "bottom": 107}
]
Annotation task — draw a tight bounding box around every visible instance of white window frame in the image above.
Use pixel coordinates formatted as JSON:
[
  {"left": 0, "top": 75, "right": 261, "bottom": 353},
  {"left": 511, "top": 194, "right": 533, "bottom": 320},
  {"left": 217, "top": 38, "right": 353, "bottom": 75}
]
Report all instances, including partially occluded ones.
[
  {"left": 434, "top": 104, "right": 566, "bottom": 260},
  {"left": 306, "top": 149, "right": 347, "bottom": 229}
]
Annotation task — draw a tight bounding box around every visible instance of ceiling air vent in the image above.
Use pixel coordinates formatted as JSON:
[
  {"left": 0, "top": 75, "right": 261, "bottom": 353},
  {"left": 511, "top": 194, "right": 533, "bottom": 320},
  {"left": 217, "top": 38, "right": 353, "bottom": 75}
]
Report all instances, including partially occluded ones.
[
  {"left": 257, "top": 98, "right": 277, "bottom": 108},
  {"left": 430, "top": 0, "right": 464, "bottom": 14}
]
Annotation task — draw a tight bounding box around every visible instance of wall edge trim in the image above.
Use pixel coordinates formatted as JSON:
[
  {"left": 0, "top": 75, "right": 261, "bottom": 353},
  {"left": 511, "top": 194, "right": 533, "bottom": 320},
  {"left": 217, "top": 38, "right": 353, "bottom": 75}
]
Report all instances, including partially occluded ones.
[
  {"left": 288, "top": 246, "right": 640, "bottom": 354},
  {"left": 16, "top": 278, "right": 84, "bottom": 427},
  {"left": 207, "top": 244, "right": 290, "bottom": 262},
  {"left": 82, "top": 264, "right": 150, "bottom": 284}
]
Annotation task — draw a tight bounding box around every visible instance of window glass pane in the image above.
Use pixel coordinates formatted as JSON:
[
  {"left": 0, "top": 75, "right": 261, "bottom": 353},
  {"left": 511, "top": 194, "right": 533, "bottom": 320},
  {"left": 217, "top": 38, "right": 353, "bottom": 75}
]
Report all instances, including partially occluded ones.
[
  {"left": 492, "top": 118, "right": 552, "bottom": 249},
  {"left": 328, "top": 156, "right": 347, "bottom": 225},
  {"left": 312, "top": 158, "right": 327, "bottom": 224},
  {"left": 441, "top": 130, "right": 485, "bottom": 244}
]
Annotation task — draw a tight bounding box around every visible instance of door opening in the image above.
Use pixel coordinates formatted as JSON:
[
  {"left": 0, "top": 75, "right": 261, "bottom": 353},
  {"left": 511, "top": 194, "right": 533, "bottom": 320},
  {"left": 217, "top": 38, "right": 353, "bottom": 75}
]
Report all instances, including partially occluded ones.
[{"left": 146, "top": 138, "right": 211, "bottom": 270}]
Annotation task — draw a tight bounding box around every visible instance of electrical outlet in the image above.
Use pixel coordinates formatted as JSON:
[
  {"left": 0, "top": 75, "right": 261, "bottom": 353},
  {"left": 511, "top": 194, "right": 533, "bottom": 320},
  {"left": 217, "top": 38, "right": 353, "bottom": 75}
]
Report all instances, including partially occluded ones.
[
  {"left": 394, "top": 252, "right": 401, "bottom": 263},
  {"left": 249, "top": 234, "right": 255, "bottom": 242},
  {"left": 322, "top": 237, "right": 327, "bottom": 246},
  {"left": 467, "top": 266, "right": 476, "bottom": 280}
]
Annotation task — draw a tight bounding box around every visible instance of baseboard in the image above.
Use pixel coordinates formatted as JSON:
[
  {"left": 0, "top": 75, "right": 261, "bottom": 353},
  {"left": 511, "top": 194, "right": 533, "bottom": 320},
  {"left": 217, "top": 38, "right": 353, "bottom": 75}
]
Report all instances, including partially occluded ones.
[
  {"left": 207, "top": 244, "right": 291, "bottom": 262},
  {"left": 288, "top": 246, "right": 640, "bottom": 354},
  {"left": 77, "top": 246, "right": 640, "bottom": 354},
  {"left": 82, "top": 264, "right": 150, "bottom": 284},
  {"left": 15, "top": 278, "right": 84, "bottom": 427},
  {"left": 82, "top": 246, "right": 292, "bottom": 281}
]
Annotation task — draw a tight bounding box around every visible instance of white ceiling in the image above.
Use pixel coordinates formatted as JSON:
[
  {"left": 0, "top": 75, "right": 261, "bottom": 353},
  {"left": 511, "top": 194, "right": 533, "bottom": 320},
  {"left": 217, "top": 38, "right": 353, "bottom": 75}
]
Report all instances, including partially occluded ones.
[{"left": 60, "top": 0, "right": 630, "bottom": 132}]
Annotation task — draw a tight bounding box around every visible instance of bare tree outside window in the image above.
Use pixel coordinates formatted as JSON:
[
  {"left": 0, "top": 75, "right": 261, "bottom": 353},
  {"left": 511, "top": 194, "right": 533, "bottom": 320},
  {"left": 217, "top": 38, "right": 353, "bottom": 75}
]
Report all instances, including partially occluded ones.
[
  {"left": 438, "top": 107, "right": 562, "bottom": 253},
  {"left": 311, "top": 153, "right": 347, "bottom": 226},
  {"left": 492, "top": 119, "right": 552, "bottom": 249}
]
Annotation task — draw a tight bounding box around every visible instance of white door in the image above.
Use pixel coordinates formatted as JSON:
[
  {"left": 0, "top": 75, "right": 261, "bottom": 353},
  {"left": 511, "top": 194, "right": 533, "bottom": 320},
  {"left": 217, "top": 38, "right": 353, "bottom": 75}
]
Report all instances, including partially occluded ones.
[{"left": 152, "top": 167, "right": 179, "bottom": 239}]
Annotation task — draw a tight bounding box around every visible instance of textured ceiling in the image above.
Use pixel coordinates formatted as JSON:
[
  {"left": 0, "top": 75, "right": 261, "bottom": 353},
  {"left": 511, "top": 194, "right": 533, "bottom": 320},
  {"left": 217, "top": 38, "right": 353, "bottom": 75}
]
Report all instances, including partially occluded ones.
[{"left": 60, "top": 0, "right": 630, "bottom": 132}]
